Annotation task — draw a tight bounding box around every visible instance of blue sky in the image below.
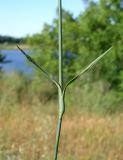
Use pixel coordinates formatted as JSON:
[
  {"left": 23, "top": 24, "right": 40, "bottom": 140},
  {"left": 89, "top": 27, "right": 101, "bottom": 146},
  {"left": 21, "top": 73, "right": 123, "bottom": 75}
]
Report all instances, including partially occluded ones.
[{"left": 0, "top": 0, "right": 86, "bottom": 37}]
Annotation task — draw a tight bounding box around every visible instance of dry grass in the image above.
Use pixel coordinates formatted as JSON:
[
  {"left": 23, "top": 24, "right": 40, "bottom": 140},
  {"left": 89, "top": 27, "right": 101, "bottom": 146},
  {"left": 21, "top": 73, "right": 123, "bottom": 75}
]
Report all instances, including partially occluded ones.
[{"left": 0, "top": 105, "right": 123, "bottom": 160}]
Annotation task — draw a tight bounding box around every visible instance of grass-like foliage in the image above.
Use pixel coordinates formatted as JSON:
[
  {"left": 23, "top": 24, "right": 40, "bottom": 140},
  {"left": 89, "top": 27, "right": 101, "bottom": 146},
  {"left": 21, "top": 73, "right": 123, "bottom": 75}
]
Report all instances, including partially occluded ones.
[{"left": 0, "top": 103, "right": 123, "bottom": 160}]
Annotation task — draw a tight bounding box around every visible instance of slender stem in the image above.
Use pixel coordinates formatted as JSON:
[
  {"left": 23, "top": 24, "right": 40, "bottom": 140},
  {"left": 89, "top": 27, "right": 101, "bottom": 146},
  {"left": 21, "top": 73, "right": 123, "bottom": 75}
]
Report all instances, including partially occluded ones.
[
  {"left": 54, "top": 116, "right": 63, "bottom": 160},
  {"left": 54, "top": 0, "right": 64, "bottom": 160},
  {"left": 58, "top": 0, "right": 63, "bottom": 89},
  {"left": 54, "top": 92, "right": 65, "bottom": 160}
]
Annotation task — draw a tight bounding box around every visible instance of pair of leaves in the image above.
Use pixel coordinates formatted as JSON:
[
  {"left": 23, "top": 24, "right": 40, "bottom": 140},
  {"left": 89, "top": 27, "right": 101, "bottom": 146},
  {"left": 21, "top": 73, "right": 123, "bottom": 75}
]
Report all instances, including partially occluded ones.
[{"left": 17, "top": 45, "right": 112, "bottom": 93}]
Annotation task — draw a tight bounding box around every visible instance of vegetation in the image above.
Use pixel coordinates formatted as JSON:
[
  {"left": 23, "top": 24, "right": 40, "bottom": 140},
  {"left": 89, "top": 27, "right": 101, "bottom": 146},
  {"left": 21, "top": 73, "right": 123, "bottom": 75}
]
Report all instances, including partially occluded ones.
[
  {"left": 0, "top": 35, "right": 23, "bottom": 44},
  {"left": 0, "top": 72, "right": 123, "bottom": 159},
  {"left": 26, "top": 0, "right": 123, "bottom": 98},
  {"left": 0, "top": 51, "right": 9, "bottom": 71},
  {"left": 1, "top": 70, "right": 122, "bottom": 115},
  {"left": 0, "top": 35, "right": 27, "bottom": 50},
  {"left": 1, "top": 0, "right": 123, "bottom": 159},
  {"left": 0, "top": 106, "right": 123, "bottom": 160}
]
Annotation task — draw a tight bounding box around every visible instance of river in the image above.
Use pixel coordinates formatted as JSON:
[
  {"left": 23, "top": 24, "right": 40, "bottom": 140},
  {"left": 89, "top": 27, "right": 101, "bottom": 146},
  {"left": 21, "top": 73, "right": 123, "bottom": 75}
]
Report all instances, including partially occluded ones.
[{"left": 0, "top": 50, "right": 33, "bottom": 74}]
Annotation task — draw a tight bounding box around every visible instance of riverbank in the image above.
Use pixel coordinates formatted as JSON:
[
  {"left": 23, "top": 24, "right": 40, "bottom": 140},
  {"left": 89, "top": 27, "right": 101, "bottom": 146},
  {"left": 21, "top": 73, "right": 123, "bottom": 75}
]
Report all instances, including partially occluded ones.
[{"left": 0, "top": 43, "right": 29, "bottom": 50}]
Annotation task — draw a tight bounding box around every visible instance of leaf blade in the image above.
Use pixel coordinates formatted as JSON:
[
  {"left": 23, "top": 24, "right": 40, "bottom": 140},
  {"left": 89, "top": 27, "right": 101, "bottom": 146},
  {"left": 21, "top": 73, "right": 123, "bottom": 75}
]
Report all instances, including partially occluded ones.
[
  {"left": 17, "top": 45, "right": 61, "bottom": 89},
  {"left": 63, "top": 47, "right": 113, "bottom": 94}
]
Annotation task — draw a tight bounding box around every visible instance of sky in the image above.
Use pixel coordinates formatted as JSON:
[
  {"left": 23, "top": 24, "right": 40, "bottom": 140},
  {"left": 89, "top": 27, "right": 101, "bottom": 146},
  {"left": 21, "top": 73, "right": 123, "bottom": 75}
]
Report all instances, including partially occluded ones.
[{"left": 0, "top": 0, "right": 86, "bottom": 38}]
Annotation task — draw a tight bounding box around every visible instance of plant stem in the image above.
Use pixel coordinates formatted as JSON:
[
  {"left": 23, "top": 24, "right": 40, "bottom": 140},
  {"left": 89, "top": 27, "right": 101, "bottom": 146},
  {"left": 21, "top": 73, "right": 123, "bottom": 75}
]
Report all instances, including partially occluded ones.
[
  {"left": 54, "top": 113, "right": 63, "bottom": 160},
  {"left": 54, "top": 0, "right": 64, "bottom": 160},
  {"left": 54, "top": 90, "right": 65, "bottom": 160},
  {"left": 54, "top": 89, "right": 65, "bottom": 160},
  {"left": 58, "top": 0, "right": 63, "bottom": 89}
]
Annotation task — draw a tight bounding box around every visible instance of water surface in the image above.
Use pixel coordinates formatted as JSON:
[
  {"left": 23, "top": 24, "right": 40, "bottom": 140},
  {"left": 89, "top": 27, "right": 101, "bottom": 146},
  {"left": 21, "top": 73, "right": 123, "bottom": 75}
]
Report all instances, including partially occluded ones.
[{"left": 0, "top": 50, "right": 33, "bottom": 74}]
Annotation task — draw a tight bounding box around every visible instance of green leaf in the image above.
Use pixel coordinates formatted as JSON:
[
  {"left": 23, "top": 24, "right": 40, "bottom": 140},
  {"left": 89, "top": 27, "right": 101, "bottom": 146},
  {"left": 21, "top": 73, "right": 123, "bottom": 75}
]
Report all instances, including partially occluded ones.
[{"left": 17, "top": 45, "right": 60, "bottom": 89}]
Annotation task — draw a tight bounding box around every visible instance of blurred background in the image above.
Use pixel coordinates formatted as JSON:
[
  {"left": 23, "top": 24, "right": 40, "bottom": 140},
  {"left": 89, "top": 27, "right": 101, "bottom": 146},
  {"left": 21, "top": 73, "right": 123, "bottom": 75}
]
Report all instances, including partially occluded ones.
[{"left": 0, "top": 0, "right": 123, "bottom": 159}]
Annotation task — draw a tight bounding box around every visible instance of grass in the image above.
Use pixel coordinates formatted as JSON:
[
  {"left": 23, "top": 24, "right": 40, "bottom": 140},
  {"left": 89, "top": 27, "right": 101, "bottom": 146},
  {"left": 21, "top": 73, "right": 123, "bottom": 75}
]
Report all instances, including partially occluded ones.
[
  {"left": 0, "top": 105, "right": 123, "bottom": 160},
  {"left": 0, "top": 72, "right": 123, "bottom": 159}
]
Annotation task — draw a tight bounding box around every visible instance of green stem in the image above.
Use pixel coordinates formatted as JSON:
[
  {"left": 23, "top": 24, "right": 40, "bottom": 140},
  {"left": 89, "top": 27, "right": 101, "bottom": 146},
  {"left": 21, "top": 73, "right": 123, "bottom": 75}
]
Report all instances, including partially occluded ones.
[
  {"left": 54, "top": 1, "right": 64, "bottom": 159},
  {"left": 54, "top": 115, "right": 63, "bottom": 160},
  {"left": 58, "top": 0, "right": 63, "bottom": 88},
  {"left": 54, "top": 89, "right": 65, "bottom": 160}
]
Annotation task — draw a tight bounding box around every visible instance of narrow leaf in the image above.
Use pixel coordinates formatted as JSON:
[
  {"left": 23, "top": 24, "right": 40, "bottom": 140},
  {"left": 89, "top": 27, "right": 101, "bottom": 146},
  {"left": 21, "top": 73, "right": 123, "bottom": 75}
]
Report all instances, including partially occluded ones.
[
  {"left": 63, "top": 47, "right": 113, "bottom": 94},
  {"left": 17, "top": 45, "right": 60, "bottom": 89}
]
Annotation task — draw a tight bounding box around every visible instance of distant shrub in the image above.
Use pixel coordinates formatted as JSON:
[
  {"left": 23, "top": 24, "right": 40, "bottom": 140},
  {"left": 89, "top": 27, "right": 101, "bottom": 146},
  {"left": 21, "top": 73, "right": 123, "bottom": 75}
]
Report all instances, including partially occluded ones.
[{"left": 66, "top": 81, "right": 122, "bottom": 114}]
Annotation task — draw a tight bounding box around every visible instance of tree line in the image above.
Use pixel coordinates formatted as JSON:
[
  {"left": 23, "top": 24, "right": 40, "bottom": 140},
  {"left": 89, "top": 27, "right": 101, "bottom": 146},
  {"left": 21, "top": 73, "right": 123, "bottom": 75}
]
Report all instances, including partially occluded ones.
[{"left": 0, "top": 35, "right": 23, "bottom": 44}]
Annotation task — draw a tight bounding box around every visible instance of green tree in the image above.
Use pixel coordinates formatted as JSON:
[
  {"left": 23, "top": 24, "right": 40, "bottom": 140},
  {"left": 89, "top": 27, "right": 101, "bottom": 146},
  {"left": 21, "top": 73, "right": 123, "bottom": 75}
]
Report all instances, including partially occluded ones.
[
  {"left": 27, "top": 0, "right": 123, "bottom": 93},
  {"left": 26, "top": 9, "right": 80, "bottom": 83},
  {"left": 77, "top": 0, "right": 123, "bottom": 89}
]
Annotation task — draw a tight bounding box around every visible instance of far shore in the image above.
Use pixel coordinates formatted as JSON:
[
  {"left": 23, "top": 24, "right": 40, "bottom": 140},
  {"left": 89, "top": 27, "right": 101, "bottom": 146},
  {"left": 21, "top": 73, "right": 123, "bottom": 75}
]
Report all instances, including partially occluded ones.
[{"left": 0, "top": 43, "right": 30, "bottom": 50}]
